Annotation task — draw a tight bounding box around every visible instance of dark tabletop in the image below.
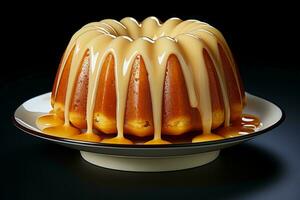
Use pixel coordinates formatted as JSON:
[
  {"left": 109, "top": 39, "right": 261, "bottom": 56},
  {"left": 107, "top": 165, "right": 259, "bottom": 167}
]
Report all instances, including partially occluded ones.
[{"left": 1, "top": 63, "right": 299, "bottom": 200}]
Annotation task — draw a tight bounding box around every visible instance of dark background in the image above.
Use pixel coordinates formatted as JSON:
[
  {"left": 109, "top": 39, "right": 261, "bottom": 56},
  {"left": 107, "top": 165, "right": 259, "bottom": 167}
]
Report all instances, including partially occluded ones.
[
  {"left": 2, "top": 1, "right": 298, "bottom": 86},
  {"left": 2, "top": 2, "right": 300, "bottom": 200}
]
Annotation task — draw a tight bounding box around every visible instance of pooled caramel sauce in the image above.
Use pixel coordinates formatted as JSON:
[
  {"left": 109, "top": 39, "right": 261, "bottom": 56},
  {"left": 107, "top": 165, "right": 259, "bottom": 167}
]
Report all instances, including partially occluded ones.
[
  {"left": 216, "top": 114, "right": 261, "bottom": 138},
  {"left": 144, "top": 138, "right": 171, "bottom": 145},
  {"left": 36, "top": 113, "right": 260, "bottom": 144},
  {"left": 43, "top": 124, "right": 80, "bottom": 138},
  {"left": 101, "top": 136, "right": 133, "bottom": 144},
  {"left": 192, "top": 133, "right": 224, "bottom": 143},
  {"left": 36, "top": 114, "right": 64, "bottom": 130}
]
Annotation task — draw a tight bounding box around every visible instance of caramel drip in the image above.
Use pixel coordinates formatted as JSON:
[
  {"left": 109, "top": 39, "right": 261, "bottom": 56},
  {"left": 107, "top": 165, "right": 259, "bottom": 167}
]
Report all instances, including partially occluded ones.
[
  {"left": 43, "top": 17, "right": 245, "bottom": 144},
  {"left": 85, "top": 35, "right": 115, "bottom": 134}
]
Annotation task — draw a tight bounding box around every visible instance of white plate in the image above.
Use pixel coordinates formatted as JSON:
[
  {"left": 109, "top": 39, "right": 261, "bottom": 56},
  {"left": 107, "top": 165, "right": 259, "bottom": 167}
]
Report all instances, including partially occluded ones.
[{"left": 13, "top": 92, "right": 284, "bottom": 172}]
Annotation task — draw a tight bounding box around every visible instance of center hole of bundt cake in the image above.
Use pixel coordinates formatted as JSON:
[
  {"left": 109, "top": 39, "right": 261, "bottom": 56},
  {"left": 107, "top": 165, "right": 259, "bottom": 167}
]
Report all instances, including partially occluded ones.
[{"left": 123, "top": 33, "right": 174, "bottom": 41}]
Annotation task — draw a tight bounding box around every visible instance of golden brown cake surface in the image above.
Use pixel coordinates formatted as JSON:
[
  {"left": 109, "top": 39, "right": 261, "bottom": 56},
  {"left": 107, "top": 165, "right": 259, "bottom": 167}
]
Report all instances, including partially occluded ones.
[{"left": 37, "top": 17, "right": 260, "bottom": 144}]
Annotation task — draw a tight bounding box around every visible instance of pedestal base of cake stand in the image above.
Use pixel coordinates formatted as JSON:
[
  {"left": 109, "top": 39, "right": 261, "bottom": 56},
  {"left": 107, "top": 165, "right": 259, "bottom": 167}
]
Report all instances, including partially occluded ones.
[{"left": 80, "top": 150, "right": 220, "bottom": 172}]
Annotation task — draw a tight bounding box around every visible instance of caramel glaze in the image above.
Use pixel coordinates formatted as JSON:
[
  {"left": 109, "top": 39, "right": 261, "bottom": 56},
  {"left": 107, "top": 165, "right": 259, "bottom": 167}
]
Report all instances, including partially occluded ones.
[{"left": 36, "top": 17, "right": 260, "bottom": 144}]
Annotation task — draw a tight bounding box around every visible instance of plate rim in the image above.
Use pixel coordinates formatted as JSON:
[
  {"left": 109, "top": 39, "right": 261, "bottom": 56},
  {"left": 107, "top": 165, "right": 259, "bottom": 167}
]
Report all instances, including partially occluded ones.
[{"left": 12, "top": 92, "right": 285, "bottom": 150}]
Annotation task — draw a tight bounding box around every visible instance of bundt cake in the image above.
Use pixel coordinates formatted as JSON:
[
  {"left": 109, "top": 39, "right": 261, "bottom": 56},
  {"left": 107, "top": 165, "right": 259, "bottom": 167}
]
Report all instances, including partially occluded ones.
[{"left": 36, "top": 17, "right": 259, "bottom": 144}]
